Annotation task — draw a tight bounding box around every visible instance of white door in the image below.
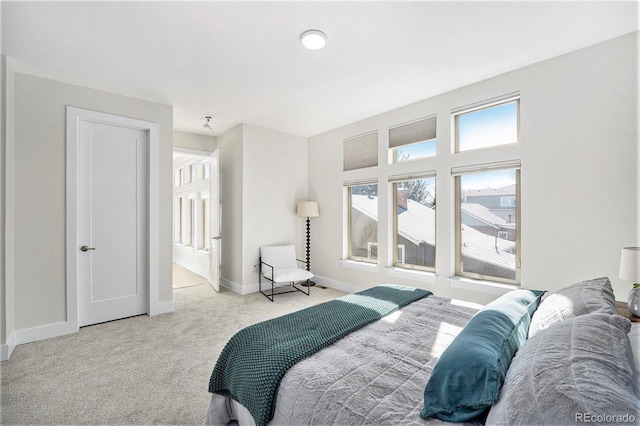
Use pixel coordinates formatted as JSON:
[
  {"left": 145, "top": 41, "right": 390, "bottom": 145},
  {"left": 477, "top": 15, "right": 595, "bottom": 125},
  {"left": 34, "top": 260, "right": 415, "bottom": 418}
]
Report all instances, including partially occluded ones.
[
  {"left": 209, "top": 149, "right": 221, "bottom": 292},
  {"left": 77, "top": 120, "right": 148, "bottom": 326}
]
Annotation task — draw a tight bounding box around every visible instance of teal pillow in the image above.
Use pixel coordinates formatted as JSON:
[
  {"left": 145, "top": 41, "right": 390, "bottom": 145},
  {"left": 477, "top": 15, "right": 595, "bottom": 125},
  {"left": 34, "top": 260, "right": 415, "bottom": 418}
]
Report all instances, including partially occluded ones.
[{"left": 420, "top": 289, "right": 545, "bottom": 422}]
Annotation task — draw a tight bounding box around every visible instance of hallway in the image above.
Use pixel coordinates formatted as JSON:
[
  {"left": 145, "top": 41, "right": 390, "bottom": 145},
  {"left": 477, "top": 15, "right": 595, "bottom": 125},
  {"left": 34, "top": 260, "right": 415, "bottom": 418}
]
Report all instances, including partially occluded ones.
[{"left": 172, "top": 263, "right": 208, "bottom": 289}]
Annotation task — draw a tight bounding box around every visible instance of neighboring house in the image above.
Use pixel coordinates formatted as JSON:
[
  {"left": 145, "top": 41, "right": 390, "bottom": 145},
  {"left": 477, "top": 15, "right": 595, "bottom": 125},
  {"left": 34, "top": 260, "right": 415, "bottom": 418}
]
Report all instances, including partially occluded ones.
[
  {"left": 463, "top": 184, "right": 517, "bottom": 224},
  {"left": 461, "top": 203, "right": 516, "bottom": 242},
  {"left": 352, "top": 194, "right": 515, "bottom": 278}
]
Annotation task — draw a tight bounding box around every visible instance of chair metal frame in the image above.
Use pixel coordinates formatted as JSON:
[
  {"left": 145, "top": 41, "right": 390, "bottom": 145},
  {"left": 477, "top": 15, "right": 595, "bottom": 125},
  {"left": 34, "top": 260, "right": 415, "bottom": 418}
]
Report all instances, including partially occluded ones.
[{"left": 259, "top": 256, "right": 310, "bottom": 302}]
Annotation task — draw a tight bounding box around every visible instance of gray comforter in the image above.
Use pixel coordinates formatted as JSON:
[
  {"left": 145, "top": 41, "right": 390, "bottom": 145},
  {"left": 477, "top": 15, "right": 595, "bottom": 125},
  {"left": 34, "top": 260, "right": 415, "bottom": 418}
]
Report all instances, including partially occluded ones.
[{"left": 205, "top": 295, "right": 482, "bottom": 426}]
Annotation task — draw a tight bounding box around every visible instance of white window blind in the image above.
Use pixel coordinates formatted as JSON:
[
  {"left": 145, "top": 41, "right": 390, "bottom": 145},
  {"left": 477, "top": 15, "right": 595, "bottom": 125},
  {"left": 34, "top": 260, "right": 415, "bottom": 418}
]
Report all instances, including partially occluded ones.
[
  {"left": 343, "top": 177, "right": 378, "bottom": 188},
  {"left": 389, "top": 116, "right": 436, "bottom": 149},
  {"left": 344, "top": 131, "right": 378, "bottom": 171}
]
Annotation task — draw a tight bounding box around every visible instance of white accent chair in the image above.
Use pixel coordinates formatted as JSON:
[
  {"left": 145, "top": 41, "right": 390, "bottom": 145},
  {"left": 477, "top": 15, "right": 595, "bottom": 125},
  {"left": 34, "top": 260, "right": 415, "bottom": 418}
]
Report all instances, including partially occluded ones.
[{"left": 259, "top": 245, "right": 313, "bottom": 302}]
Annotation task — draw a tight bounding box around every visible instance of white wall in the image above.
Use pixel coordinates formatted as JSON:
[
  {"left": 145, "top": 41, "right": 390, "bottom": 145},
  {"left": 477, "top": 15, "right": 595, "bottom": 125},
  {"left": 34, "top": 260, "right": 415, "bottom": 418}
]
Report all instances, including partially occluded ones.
[
  {"left": 309, "top": 32, "right": 638, "bottom": 304},
  {"left": 241, "top": 124, "right": 308, "bottom": 290},
  {"left": 216, "top": 124, "right": 308, "bottom": 293},
  {"left": 0, "top": 55, "right": 5, "bottom": 351},
  {"left": 218, "top": 125, "right": 244, "bottom": 288},
  {"left": 0, "top": 54, "right": 15, "bottom": 360},
  {"left": 6, "top": 72, "right": 173, "bottom": 339},
  {"left": 174, "top": 130, "right": 216, "bottom": 153}
]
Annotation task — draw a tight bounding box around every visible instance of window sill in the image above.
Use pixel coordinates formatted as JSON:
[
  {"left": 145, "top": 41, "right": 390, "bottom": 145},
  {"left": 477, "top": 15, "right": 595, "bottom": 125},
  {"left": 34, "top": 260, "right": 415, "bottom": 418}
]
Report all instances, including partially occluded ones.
[
  {"left": 448, "top": 276, "right": 518, "bottom": 296},
  {"left": 387, "top": 267, "right": 436, "bottom": 284},
  {"left": 339, "top": 259, "right": 380, "bottom": 273}
]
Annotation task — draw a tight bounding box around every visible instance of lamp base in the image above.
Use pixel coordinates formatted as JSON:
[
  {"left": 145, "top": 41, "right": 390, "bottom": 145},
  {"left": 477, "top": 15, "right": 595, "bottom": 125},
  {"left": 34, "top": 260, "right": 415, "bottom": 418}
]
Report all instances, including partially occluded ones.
[
  {"left": 629, "top": 287, "right": 640, "bottom": 317},
  {"left": 301, "top": 280, "right": 316, "bottom": 287}
]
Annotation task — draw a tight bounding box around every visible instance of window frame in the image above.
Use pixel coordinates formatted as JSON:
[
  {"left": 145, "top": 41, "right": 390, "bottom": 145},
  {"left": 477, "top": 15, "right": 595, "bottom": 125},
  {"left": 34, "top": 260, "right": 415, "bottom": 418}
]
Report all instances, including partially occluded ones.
[{"left": 454, "top": 167, "right": 521, "bottom": 285}]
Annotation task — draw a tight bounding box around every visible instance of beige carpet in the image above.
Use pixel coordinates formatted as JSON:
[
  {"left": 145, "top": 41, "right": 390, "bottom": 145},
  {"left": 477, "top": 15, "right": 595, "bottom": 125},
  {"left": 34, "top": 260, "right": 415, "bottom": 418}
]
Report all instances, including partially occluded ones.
[{"left": 1, "top": 284, "right": 346, "bottom": 425}]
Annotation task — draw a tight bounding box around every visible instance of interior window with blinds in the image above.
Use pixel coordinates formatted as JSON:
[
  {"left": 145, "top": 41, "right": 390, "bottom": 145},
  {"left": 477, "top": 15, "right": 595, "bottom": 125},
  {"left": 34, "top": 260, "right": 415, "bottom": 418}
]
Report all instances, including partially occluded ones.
[
  {"left": 389, "top": 116, "right": 436, "bottom": 163},
  {"left": 343, "top": 131, "right": 378, "bottom": 171}
]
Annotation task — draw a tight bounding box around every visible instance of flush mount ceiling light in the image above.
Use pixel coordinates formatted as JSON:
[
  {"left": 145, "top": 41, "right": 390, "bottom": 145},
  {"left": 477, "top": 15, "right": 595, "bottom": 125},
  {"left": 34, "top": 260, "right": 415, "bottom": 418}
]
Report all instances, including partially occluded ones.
[
  {"left": 203, "top": 116, "right": 213, "bottom": 130},
  {"left": 300, "top": 30, "right": 327, "bottom": 51}
]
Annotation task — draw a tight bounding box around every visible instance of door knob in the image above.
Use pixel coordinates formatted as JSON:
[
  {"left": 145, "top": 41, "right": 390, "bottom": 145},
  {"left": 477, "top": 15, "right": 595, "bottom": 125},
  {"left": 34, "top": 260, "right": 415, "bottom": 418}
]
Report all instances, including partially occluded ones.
[
  {"left": 80, "top": 245, "right": 96, "bottom": 252},
  {"left": 212, "top": 236, "right": 222, "bottom": 240}
]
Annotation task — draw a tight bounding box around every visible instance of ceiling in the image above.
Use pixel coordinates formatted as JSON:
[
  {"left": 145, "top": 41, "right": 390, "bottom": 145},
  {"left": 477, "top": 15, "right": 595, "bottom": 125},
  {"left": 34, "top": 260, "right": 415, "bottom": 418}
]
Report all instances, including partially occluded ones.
[{"left": 2, "top": 1, "right": 638, "bottom": 138}]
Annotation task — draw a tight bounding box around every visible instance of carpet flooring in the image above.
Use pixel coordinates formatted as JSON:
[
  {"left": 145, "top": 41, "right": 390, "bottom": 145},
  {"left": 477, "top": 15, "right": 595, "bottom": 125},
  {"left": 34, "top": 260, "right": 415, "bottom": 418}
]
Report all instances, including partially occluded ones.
[{"left": 0, "top": 284, "right": 346, "bottom": 425}]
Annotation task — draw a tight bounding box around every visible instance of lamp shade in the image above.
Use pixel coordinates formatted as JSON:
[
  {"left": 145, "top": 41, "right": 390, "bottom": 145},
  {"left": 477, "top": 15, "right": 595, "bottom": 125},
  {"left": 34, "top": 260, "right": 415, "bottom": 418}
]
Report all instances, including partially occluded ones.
[
  {"left": 297, "top": 201, "right": 319, "bottom": 218},
  {"left": 619, "top": 247, "right": 640, "bottom": 281}
]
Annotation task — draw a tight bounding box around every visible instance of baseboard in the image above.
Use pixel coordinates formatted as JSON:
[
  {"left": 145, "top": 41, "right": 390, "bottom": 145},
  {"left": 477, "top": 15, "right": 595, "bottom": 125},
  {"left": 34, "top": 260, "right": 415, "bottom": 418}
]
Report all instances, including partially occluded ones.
[
  {"left": 219, "top": 277, "right": 352, "bottom": 296},
  {"left": 219, "top": 277, "right": 244, "bottom": 295},
  {"left": 150, "top": 300, "right": 175, "bottom": 316},
  {"left": 312, "top": 275, "right": 359, "bottom": 294},
  {"left": 242, "top": 281, "right": 260, "bottom": 295},
  {"left": 1, "top": 333, "right": 16, "bottom": 361},
  {"left": 15, "top": 321, "right": 77, "bottom": 346}
]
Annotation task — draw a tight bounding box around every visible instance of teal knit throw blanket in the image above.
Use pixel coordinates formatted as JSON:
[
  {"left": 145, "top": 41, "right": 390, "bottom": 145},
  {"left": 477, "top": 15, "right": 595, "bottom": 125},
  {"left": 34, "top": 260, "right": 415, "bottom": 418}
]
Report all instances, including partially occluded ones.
[{"left": 208, "top": 284, "right": 432, "bottom": 426}]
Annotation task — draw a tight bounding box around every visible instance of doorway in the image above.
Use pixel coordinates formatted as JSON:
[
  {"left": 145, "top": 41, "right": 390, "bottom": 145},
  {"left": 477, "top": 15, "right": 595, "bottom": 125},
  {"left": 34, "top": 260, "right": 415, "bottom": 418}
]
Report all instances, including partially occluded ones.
[
  {"left": 172, "top": 149, "right": 220, "bottom": 291},
  {"left": 172, "top": 263, "right": 208, "bottom": 289}
]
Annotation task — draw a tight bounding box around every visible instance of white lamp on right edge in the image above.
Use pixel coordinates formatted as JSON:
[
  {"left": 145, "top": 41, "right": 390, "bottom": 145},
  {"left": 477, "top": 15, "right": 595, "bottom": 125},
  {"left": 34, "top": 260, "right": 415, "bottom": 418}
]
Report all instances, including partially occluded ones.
[{"left": 619, "top": 246, "right": 640, "bottom": 317}]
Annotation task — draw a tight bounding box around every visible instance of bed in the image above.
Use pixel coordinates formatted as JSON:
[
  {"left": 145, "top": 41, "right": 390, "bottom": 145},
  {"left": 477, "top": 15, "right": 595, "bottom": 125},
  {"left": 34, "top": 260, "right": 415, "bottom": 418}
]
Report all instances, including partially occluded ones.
[{"left": 204, "top": 278, "right": 640, "bottom": 426}]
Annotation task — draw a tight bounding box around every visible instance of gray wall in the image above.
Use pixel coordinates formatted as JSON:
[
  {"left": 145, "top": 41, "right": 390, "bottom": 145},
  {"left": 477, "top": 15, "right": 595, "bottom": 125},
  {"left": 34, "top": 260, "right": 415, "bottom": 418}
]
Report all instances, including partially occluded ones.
[{"left": 8, "top": 72, "right": 173, "bottom": 334}]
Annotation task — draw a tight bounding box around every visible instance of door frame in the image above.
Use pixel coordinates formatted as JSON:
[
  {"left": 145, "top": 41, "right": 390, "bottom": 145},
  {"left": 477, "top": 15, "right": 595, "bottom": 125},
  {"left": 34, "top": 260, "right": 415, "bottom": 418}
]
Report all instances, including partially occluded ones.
[
  {"left": 66, "top": 107, "right": 161, "bottom": 332},
  {"left": 209, "top": 148, "right": 220, "bottom": 292}
]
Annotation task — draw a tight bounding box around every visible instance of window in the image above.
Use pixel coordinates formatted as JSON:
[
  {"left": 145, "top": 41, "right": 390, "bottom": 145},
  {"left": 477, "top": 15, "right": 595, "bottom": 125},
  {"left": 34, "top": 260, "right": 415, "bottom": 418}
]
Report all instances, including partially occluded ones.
[
  {"left": 500, "top": 196, "right": 516, "bottom": 207},
  {"left": 347, "top": 183, "right": 378, "bottom": 263},
  {"left": 190, "top": 163, "right": 197, "bottom": 182},
  {"left": 174, "top": 197, "right": 182, "bottom": 243},
  {"left": 182, "top": 197, "right": 194, "bottom": 246},
  {"left": 203, "top": 160, "right": 210, "bottom": 179},
  {"left": 391, "top": 175, "right": 436, "bottom": 271},
  {"left": 184, "top": 163, "right": 194, "bottom": 184},
  {"left": 389, "top": 116, "right": 436, "bottom": 163},
  {"left": 455, "top": 98, "right": 519, "bottom": 152},
  {"left": 455, "top": 167, "right": 520, "bottom": 284},
  {"left": 189, "top": 198, "right": 196, "bottom": 246},
  {"left": 175, "top": 168, "right": 183, "bottom": 187},
  {"left": 202, "top": 196, "right": 210, "bottom": 251}
]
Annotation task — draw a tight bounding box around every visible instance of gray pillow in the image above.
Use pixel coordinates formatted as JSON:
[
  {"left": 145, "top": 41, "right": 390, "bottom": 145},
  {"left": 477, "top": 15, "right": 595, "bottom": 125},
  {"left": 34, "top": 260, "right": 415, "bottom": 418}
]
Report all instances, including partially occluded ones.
[
  {"left": 528, "top": 277, "right": 616, "bottom": 337},
  {"left": 486, "top": 313, "right": 640, "bottom": 425}
]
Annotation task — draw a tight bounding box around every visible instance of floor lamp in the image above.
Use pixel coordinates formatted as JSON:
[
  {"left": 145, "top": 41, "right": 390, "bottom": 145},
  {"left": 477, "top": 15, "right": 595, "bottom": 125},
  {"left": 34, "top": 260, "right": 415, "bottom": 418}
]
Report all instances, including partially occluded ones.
[{"left": 297, "top": 201, "right": 319, "bottom": 287}]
